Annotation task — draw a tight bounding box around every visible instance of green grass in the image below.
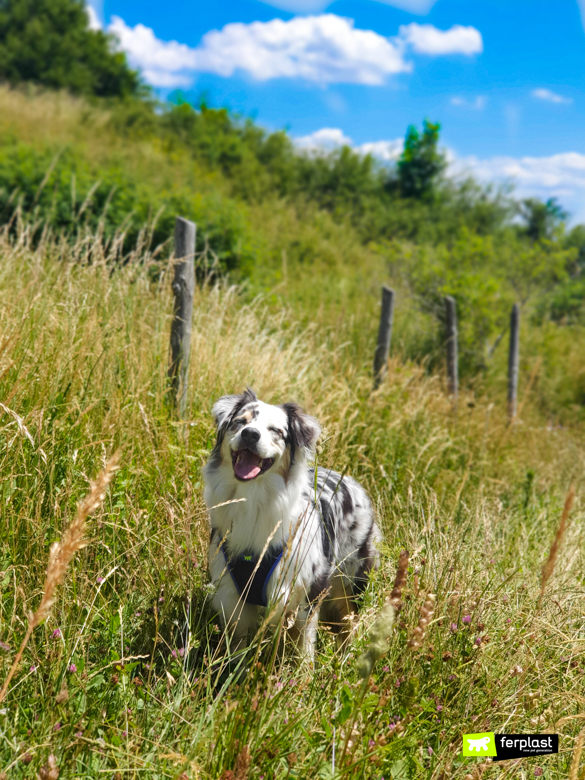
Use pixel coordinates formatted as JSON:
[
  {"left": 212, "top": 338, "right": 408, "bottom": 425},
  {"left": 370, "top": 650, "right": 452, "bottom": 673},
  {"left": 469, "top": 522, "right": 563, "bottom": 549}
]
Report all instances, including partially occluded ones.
[{"left": 0, "top": 224, "right": 584, "bottom": 780}]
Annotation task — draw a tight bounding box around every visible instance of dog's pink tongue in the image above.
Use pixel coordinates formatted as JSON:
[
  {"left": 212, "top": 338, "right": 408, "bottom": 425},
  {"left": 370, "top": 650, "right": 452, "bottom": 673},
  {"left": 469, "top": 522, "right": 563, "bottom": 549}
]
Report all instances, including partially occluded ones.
[{"left": 234, "top": 450, "right": 262, "bottom": 480}]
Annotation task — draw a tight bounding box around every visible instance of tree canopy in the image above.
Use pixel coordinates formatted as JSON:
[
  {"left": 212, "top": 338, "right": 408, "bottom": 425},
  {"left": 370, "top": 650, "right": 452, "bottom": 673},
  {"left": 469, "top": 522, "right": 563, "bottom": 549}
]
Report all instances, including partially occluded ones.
[{"left": 0, "top": 0, "right": 141, "bottom": 98}]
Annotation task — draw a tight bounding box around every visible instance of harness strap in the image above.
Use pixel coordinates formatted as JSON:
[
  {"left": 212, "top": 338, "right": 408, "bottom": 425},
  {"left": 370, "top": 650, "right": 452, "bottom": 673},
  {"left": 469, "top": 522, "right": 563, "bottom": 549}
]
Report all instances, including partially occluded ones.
[{"left": 220, "top": 540, "right": 284, "bottom": 608}]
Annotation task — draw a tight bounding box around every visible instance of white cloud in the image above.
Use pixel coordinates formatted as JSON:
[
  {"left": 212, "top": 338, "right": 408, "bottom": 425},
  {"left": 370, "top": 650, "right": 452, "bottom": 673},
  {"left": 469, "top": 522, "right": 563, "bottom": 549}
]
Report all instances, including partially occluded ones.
[
  {"left": 356, "top": 139, "right": 404, "bottom": 161},
  {"left": 107, "top": 14, "right": 483, "bottom": 89},
  {"left": 108, "top": 16, "right": 198, "bottom": 88},
  {"left": 258, "top": 0, "right": 439, "bottom": 14},
  {"left": 451, "top": 151, "right": 585, "bottom": 223},
  {"left": 294, "top": 127, "right": 404, "bottom": 161},
  {"left": 450, "top": 95, "right": 486, "bottom": 110},
  {"left": 531, "top": 88, "right": 572, "bottom": 105},
  {"left": 295, "top": 127, "right": 353, "bottom": 152},
  {"left": 86, "top": 4, "right": 102, "bottom": 31},
  {"left": 190, "top": 15, "right": 411, "bottom": 85},
  {"left": 399, "top": 22, "right": 483, "bottom": 55}
]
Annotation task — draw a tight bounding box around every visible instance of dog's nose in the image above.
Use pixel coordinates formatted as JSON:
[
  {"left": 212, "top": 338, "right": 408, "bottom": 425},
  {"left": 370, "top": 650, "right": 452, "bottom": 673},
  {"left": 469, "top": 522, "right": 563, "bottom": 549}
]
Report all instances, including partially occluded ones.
[{"left": 241, "top": 427, "right": 260, "bottom": 445}]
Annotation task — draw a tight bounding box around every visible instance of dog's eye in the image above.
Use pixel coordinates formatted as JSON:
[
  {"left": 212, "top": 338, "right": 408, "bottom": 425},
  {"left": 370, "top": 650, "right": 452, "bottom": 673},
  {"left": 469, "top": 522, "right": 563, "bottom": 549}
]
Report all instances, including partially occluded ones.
[
  {"left": 269, "top": 426, "right": 284, "bottom": 439},
  {"left": 231, "top": 417, "right": 246, "bottom": 429}
]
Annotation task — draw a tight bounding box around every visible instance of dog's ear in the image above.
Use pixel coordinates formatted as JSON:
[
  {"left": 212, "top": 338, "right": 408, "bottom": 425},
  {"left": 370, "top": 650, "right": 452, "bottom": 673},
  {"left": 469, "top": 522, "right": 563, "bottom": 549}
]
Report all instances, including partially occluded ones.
[
  {"left": 212, "top": 388, "right": 257, "bottom": 429},
  {"left": 281, "top": 402, "right": 322, "bottom": 458}
]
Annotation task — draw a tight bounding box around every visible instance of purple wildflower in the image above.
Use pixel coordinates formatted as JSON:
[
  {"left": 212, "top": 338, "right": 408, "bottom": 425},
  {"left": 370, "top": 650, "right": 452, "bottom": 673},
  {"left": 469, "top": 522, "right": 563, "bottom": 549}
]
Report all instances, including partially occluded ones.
[
  {"left": 395, "top": 679, "right": 401, "bottom": 688},
  {"left": 30, "top": 665, "right": 37, "bottom": 672},
  {"left": 52, "top": 629, "right": 61, "bottom": 638},
  {"left": 475, "top": 637, "right": 482, "bottom": 646},
  {"left": 96, "top": 576, "right": 104, "bottom": 585},
  {"left": 68, "top": 663, "right": 77, "bottom": 673},
  {"left": 177, "top": 647, "right": 185, "bottom": 657},
  {"left": 428, "top": 746, "right": 434, "bottom": 756},
  {"left": 171, "top": 650, "right": 177, "bottom": 659},
  {"left": 462, "top": 615, "right": 471, "bottom": 624},
  {"left": 450, "top": 623, "right": 458, "bottom": 633},
  {"left": 53, "top": 722, "right": 61, "bottom": 731},
  {"left": 368, "top": 739, "right": 376, "bottom": 749},
  {"left": 382, "top": 666, "right": 390, "bottom": 672},
  {"left": 0, "top": 640, "right": 10, "bottom": 652},
  {"left": 75, "top": 731, "right": 83, "bottom": 738},
  {"left": 534, "top": 768, "right": 543, "bottom": 777},
  {"left": 436, "top": 704, "right": 443, "bottom": 712}
]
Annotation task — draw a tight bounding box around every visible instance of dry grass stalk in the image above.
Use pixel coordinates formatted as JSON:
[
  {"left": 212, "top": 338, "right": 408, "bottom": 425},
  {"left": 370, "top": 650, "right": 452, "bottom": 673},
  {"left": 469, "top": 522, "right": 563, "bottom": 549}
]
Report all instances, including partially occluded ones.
[
  {"left": 539, "top": 484, "right": 575, "bottom": 607},
  {"left": 0, "top": 452, "right": 120, "bottom": 704},
  {"left": 569, "top": 727, "right": 585, "bottom": 780},
  {"left": 389, "top": 550, "right": 409, "bottom": 612},
  {"left": 407, "top": 593, "right": 436, "bottom": 650}
]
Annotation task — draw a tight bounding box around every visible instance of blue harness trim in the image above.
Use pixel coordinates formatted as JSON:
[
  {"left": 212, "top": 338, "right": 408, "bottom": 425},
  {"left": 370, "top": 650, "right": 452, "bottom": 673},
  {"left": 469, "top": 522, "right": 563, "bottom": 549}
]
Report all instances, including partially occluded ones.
[{"left": 220, "top": 540, "right": 284, "bottom": 608}]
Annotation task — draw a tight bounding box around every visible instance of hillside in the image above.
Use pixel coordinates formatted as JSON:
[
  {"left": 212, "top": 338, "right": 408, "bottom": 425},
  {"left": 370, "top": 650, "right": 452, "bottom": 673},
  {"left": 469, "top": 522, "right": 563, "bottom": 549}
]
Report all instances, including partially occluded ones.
[{"left": 0, "top": 86, "right": 584, "bottom": 779}]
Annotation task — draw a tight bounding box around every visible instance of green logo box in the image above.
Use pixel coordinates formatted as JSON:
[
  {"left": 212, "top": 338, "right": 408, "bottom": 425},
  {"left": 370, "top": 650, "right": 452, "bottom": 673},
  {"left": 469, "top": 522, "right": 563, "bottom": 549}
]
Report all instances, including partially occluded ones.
[{"left": 462, "top": 733, "right": 498, "bottom": 757}]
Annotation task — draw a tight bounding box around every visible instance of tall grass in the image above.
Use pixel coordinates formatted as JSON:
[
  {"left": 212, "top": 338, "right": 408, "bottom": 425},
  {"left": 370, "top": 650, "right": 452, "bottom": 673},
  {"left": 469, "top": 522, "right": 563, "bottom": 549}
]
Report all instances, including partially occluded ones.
[{"left": 0, "top": 225, "right": 584, "bottom": 779}]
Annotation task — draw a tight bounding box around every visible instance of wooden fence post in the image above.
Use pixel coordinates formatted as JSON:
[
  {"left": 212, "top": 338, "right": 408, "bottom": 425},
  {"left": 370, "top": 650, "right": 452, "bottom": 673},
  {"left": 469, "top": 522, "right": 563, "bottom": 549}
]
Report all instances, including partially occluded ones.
[
  {"left": 508, "top": 303, "right": 520, "bottom": 421},
  {"left": 444, "top": 295, "right": 458, "bottom": 408},
  {"left": 373, "top": 285, "right": 395, "bottom": 389},
  {"left": 168, "top": 217, "right": 196, "bottom": 417}
]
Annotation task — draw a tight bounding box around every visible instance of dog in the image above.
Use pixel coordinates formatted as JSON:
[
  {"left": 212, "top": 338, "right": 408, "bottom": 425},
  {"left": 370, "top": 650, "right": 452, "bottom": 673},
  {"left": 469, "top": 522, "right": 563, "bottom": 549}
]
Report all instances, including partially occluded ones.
[{"left": 203, "top": 388, "right": 381, "bottom": 659}]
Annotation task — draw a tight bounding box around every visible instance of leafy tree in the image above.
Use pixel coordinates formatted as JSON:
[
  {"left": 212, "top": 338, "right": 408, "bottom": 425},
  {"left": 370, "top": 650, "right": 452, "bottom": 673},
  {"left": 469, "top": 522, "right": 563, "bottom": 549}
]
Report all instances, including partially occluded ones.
[
  {"left": 0, "top": 0, "right": 141, "bottom": 98},
  {"left": 396, "top": 120, "right": 447, "bottom": 199},
  {"left": 520, "top": 197, "right": 568, "bottom": 242}
]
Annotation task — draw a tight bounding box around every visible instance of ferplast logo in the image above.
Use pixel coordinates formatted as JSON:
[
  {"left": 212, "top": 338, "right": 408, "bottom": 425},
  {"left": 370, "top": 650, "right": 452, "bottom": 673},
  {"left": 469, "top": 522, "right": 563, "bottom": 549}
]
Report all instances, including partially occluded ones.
[
  {"left": 463, "top": 732, "right": 559, "bottom": 761},
  {"left": 462, "top": 733, "right": 497, "bottom": 757}
]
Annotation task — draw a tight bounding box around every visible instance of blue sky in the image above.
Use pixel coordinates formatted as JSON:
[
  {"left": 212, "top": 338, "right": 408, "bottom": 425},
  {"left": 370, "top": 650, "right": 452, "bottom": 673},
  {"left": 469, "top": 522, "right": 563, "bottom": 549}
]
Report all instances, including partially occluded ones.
[{"left": 87, "top": 0, "right": 585, "bottom": 222}]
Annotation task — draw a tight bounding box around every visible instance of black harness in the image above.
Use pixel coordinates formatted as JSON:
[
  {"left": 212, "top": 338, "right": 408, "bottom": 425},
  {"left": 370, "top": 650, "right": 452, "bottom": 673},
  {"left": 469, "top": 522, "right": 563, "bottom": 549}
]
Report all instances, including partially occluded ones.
[{"left": 218, "top": 538, "right": 284, "bottom": 608}]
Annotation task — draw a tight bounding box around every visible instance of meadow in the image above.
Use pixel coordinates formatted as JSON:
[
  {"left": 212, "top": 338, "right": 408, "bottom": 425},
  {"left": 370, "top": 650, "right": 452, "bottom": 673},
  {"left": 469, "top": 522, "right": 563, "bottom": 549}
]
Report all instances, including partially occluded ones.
[{"left": 0, "top": 87, "right": 584, "bottom": 780}]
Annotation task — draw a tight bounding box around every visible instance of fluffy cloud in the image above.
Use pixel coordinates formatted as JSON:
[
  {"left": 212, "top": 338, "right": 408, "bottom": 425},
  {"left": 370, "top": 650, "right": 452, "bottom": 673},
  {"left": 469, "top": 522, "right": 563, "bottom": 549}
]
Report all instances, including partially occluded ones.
[
  {"left": 452, "top": 151, "right": 585, "bottom": 222},
  {"left": 295, "top": 128, "right": 353, "bottom": 151},
  {"left": 294, "top": 127, "right": 404, "bottom": 161},
  {"left": 105, "top": 14, "right": 482, "bottom": 89},
  {"left": 190, "top": 15, "right": 411, "bottom": 85},
  {"left": 531, "top": 88, "right": 572, "bottom": 105},
  {"left": 86, "top": 5, "right": 102, "bottom": 31},
  {"left": 108, "top": 16, "right": 197, "bottom": 87},
  {"left": 399, "top": 23, "right": 483, "bottom": 55}
]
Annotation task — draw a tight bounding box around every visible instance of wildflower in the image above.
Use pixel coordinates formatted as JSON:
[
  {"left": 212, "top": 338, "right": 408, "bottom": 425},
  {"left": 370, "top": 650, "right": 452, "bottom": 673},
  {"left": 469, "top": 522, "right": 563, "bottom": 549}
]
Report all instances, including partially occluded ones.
[
  {"left": 368, "top": 739, "right": 376, "bottom": 749},
  {"left": 383, "top": 666, "right": 390, "bottom": 672},
  {"left": 122, "top": 730, "right": 127, "bottom": 737},
  {"left": 171, "top": 650, "right": 177, "bottom": 659},
  {"left": 68, "top": 663, "right": 77, "bottom": 673},
  {"left": 450, "top": 623, "right": 458, "bottom": 633},
  {"left": 534, "top": 768, "right": 543, "bottom": 777},
  {"left": 52, "top": 629, "right": 61, "bottom": 639},
  {"left": 448, "top": 674, "right": 457, "bottom": 681},
  {"left": 75, "top": 731, "right": 83, "bottom": 738},
  {"left": 436, "top": 704, "right": 443, "bottom": 712},
  {"left": 96, "top": 576, "right": 104, "bottom": 585},
  {"left": 30, "top": 665, "right": 37, "bottom": 672},
  {"left": 506, "top": 618, "right": 512, "bottom": 624},
  {"left": 178, "top": 647, "right": 185, "bottom": 657},
  {"left": 0, "top": 641, "right": 10, "bottom": 652},
  {"left": 53, "top": 722, "right": 61, "bottom": 731},
  {"left": 395, "top": 679, "right": 401, "bottom": 688},
  {"left": 475, "top": 637, "right": 482, "bottom": 646},
  {"left": 428, "top": 746, "right": 434, "bottom": 755},
  {"left": 462, "top": 615, "right": 471, "bottom": 624}
]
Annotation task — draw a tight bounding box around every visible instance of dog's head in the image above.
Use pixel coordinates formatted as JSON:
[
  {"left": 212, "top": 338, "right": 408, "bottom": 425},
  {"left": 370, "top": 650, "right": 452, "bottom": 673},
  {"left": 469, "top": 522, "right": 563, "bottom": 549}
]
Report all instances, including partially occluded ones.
[{"left": 209, "top": 388, "right": 321, "bottom": 482}]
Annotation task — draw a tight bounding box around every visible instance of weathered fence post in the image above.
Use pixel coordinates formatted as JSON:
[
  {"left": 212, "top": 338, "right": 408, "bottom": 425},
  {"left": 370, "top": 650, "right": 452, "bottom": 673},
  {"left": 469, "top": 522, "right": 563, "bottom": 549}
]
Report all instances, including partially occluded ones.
[
  {"left": 168, "top": 217, "right": 196, "bottom": 417},
  {"left": 508, "top": 303, "right": 520, "bottom": 421},
  {"left": 444, "top": 295, "right": 458, "bottom": 408},
  {"left": 373, "top": 285, "right": 395, "bottom": 389}
]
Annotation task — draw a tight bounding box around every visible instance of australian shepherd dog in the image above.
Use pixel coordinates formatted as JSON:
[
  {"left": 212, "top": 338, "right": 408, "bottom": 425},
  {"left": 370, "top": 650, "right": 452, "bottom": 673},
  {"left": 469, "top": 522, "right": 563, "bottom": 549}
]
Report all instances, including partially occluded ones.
[{"left": 203, "top": 388, "right": 381, "bottom": 659}]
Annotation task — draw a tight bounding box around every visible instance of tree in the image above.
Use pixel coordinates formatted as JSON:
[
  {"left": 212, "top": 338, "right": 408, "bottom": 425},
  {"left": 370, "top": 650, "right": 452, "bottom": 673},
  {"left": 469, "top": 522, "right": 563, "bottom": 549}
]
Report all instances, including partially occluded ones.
[
  {"left": 397, "top": 120, "right": 447, "bottom": 199},
  {"left": 0, "top": 0, "right": 141, "bottom": 98},
  {"left": 520, "top": 197, "right": 568, "bottom": 242}
]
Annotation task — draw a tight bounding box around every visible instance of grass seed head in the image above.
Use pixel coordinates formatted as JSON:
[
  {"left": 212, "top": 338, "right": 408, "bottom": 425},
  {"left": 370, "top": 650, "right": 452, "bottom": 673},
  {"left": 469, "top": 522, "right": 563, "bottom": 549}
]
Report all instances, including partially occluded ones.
[
  {"left": 389, "top": 550, "right": 409, "bottom": 612},
  {"left": 357, "top": 601, "right": 395, "bottom": 679},
  {"left": 408, "top": 593, "right": 436, "bottom": 650}
]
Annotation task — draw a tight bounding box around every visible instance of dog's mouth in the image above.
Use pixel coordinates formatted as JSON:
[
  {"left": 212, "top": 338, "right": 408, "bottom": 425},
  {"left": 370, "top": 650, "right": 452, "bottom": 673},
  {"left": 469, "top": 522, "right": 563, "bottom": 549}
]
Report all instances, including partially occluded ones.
[{"left": 232, "top": 449, "right": 274, "bottom": 481}]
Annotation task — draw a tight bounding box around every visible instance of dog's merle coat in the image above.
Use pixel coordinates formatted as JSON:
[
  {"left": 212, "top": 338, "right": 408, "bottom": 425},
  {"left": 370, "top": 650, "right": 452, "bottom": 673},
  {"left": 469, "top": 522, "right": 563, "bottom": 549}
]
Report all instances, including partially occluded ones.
[{"left": 203, "top": 389, "right": 381, "bottom": 658}]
